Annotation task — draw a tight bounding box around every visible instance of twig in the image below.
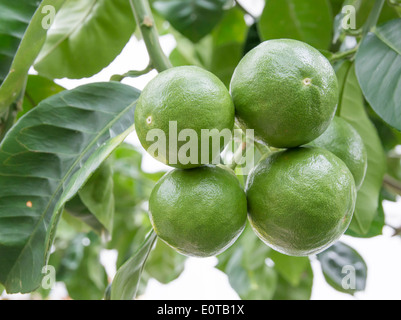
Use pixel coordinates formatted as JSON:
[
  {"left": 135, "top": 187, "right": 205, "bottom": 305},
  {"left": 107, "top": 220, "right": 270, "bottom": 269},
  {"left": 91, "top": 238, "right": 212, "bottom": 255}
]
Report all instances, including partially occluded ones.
[
  {"left": 129, "top": 0, "right": 172, "bottom": 72},
  {"left": 329, "top": 46, "right": 359, "bottom": 62},
  {"left": 110, "top": 63, "right": 154, "bottom": 82}
]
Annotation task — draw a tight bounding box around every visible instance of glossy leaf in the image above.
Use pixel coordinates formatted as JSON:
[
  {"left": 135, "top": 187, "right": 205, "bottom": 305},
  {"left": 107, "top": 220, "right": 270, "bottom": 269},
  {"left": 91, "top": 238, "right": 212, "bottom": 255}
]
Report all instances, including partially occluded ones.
[
  {"left": 355, "top": 19, "right": 401, "bottom": 132},
  {"left": 317, "top": 241, "right": 367, "bottom": 294},
  {"left": 152, "top": 0, "right": 227, "bottom": 43},
  {"left": 337, "top": 62, "right": 386, "bottom": 235},
  {"left": 34, "top": 0, "right": 136, "bottom": 79},
  {"left": 258, "top": 0, "right": 333, "bottom": 49},
  {"left": 0, "top": 82, "right": 140, "bottom": 293},
  {"left": 0, "top": 0, "right": 65, "bottom": 114},
  {"left": 110, "top": 230, "right": 157, "bottom": 300}
]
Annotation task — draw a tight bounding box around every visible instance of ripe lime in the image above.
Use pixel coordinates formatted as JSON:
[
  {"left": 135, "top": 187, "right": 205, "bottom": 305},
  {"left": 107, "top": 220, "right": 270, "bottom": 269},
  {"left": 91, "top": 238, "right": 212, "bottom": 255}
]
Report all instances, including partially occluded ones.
[
  {"left": 135, "top": 66, "right": 235, "bottom": 169},
  {"left": 246, "top": 147, "right": 356, "bottom": 256},
  {"left": 149, "top": 165, "right": 247, "bottom": 257},
  {"left": 309, "top": 116, "right": 367, "bottom": 189},
  {"left": 230, "top": 39, "right": 338, "bottom": 148}
]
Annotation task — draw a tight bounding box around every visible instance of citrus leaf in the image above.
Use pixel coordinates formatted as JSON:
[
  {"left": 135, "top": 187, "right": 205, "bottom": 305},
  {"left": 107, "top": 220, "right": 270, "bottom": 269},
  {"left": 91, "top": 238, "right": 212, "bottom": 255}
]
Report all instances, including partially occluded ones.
[
  {"left": 78, "top": 161, "right": 115, "bottom": 233},
  {"left": 216, "top": 225, "right": 277, "bottom": 300},
  {"left": 258, "top": 0, "right": 333, "bottom": 50},
  {"left": 317, "top": 241, "right": 367, "bottom": 294},
  {"left": 20, "top": 75, "right": 65, "bottom": 119},
  {"left": 152, "top": 0, "right": 227, "bottom": 43},
  {"left": 34, "top": 0, "right": 136, "bottom": 79},
  {"left": 272, "top": 262, "right": 313, "bottom": 300},
  {"left": 0, "top": 0, "right": 38, "bottom": 85},
  {"left": 0, "top": 81, "right": 140, "bottom": 293},
  {"left": 110, "top": 230, "right": 157, "bottom": 300},
  {"left": 0, "top": 0, "right": 66, "bottom": 114},
  {"left": 269, "top": 250, "right": 310, "bottom": 287},
  {"left": 355, "top": 19, "right": 401, "bottom": 131},
  {"left": 144, "top": 240, "right": 187, "bottom": 285},
  {"left": 337, "top": 62, "right": 386, "bottom": 235}
]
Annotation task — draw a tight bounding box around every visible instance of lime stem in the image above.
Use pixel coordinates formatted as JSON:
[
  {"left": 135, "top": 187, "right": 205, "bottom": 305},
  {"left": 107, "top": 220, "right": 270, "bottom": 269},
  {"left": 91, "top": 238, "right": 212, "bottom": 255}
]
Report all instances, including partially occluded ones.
[
  {"left": 329, "top": 46, "right": 359, "bottom": 63},
  {"left": 110, "top": 63, "right": 154, "bottom": 82},
  {"left": 130, "top": 0, "right": 172, "bottom": 72}
]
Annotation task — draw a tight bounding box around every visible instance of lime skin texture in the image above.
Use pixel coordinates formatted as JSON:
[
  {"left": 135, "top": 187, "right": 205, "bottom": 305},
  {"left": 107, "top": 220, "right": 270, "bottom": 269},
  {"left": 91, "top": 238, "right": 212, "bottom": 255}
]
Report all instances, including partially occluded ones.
[
  {"left": 149, "top": 165, "right": 248, "bottom": 258},
  {"left": 230, "top": 39, "right": 339, "bottom": 148},
  {"left": 246, "top": 146, "right": 357, "bottom": 257},
  {"left": 135, "top": 66, "right": 235, "bottom": 169},
  {"left": 309, "top": 116, "right": 367, "bottom": 190}
]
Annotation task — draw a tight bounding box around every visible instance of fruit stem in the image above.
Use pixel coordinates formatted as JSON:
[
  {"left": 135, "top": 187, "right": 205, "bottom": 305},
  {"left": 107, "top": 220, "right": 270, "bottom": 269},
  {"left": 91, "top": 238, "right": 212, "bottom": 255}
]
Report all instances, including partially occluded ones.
[
  {"left": 130, "top": 0, "right": 172, "bottom": 72},
  {"left": 110, "top": 63, "right": 154, "bottom": 82},
  {"left": 228, "top": 141, "right": 247, "bottom": 171},
  {"left": 329, "top": 46, "right": 359, "bottom": 63}
]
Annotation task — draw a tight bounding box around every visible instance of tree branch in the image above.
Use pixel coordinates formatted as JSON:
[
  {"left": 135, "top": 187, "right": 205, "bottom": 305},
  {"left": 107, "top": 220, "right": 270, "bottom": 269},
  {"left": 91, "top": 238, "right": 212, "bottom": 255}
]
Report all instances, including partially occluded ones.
[{"left": 129, "top": 0, "right": 172, "bottom": 72}]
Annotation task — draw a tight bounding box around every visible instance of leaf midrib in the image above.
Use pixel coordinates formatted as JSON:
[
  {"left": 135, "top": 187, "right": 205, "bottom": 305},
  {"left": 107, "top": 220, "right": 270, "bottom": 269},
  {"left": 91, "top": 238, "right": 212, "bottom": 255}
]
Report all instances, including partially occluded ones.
[
  {"left": 5, "top": 95, "right": 136, "bottom": 289},
  {"left": 35, "top": 0, "right": 98, "bottom": 64}
]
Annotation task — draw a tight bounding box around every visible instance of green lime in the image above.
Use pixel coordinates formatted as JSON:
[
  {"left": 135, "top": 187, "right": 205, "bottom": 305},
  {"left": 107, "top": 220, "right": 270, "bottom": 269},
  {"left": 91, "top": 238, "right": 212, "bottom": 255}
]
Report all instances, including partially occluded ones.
[
  {"left": 230, "top": 39, "right": 338, "bottom": 148},
  {"left": 149, "top": 165, "right": 247, "bottom": 257},
  {"left": 135, "top": 66, "right": 235, "bottom": 169},
  {"left": 309, "top": 116, "right": 367, "bottom": 189},
  {"left": 246, "top": 147, "right": 356, "bottom": 256}
]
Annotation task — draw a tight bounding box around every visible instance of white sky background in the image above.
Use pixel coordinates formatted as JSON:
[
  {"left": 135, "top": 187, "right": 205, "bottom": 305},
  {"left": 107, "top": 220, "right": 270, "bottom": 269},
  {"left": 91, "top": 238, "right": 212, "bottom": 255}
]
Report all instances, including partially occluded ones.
[{"left": 4, "top": 0, "right": 400, "bottom": 300}]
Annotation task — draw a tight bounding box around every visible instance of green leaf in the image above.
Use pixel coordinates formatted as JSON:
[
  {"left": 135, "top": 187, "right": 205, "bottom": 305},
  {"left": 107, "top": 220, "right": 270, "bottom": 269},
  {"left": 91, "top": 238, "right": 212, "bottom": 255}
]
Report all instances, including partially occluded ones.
[
  {"left": 0, "top": 0, "right": 66, "bottom": 115},
  {"left": 355, "top": 19, "right": 401, "bottom": 132},
  {"left": 64, "top": 195, "right": 105, "bottom": 235},
  {"left": 208, "top": 7, "right": 247, "bottom": 87},
  {"left": 110, "top": 230, "right": 157, "bottom": 300},
  {"left": 0, "top": 0, "right": 38, "bottom": 85},
  {"left": 317, "top": 241, "right": 367, "bottom": 294},
  {"left": 269, "top": 250, "right": 310, "bottom": 287},
  {"left": 258, "top": 0, "right": 333, "bottom": 50},
  {"left": 152, "top": 0, "right": 227, "bottom": 43},
  {"left": 0, "top": 81, "right": 140, "bottom": 293},
  {"left": 337, "top": 62, "right": 386, "bottom": 235},
  {"left": 346, "top": 197, "right": 385, "bottom": 238},
  {"left": 34, "top": 0, "right": 136, "bottom": 79},
  {"left": 144, "top": 240, "right": 187, "bottom": 284},
  {"left": 216, "top": 225, "right": 277, "bottom": 300},
  {"left": 78, "top": 161, "right": 115, "bottom": 233},
  {"left": 272, "top": 262, "right": 313, "bottom": 300},
  {"left": 62, "top": 233, "right": 108, "bottom": 300},
  {"left": 20, "top": 75, "right": 65, "bottom": 119}
]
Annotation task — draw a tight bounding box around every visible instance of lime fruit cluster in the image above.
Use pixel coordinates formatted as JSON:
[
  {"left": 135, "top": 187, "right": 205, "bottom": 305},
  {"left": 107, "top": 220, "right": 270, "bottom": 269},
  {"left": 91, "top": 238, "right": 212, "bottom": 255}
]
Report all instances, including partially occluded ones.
[
  {"left": 136, "top": 66, "right": 247, "bottom": 258},
  {"left": 136, "top": 39, "right": 367, "bottom": 258}
]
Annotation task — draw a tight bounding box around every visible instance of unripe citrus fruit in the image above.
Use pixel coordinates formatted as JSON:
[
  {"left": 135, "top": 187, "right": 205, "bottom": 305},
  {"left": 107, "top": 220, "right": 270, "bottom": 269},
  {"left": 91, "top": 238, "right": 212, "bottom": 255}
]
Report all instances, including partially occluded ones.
[
  {"left": 230, "top": 39, "right": 338, "bottom": 148},
  {"left": 246, "top": 147, "right": 356, "bottom": 256},
  {"left": 309, "top": 116, "right": 367, "bottom": 189},
  {"left": 135, "top": 66, "right": 235, "bottom": 169},
  {"left": 149, "top": 165, "right": 247, "bottom": 257}
]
